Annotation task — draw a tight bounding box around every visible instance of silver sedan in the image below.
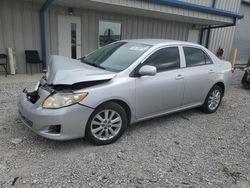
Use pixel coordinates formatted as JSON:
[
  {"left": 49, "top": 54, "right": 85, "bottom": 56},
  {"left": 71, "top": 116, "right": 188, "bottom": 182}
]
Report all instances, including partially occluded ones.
[{"left": 18, "top": 39, "right": 233, "bottom": 145}]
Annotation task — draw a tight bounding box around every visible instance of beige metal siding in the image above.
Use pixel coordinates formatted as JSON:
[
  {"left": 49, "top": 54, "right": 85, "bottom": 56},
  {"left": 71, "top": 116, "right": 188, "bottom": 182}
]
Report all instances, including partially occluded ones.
[
  {"left": 0, "top": 0, "right": 243, "bottom": 73},
  {"left": 209, "top": 0, "right": 241, "bottom": 60},
  {"left": 90, "top": 0, "right": 233, "bottom": 24},
  {"left": 232, "top": 2, "right": 250, "bottom": 65},
  {"left": 0, "top": 0, "right": 41, "bottom": 73},
  {"left": 216, "top": 0, "right": 241, "bottom": 12},
  {"left": 48, "top": 5, "right": 190, "bottom": 56},
  {"left": 0, "top": 0, "right": 191, "bottom": 73}
]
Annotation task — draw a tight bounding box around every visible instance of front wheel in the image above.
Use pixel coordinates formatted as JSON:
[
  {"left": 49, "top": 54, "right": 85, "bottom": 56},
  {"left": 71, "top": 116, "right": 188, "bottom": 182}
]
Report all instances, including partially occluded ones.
[
  {"left": 201, "top": 85, "right": 223, "bottom": 113},
  {"left": 85, "top": 102, "right": 128, "bottom": 145}
]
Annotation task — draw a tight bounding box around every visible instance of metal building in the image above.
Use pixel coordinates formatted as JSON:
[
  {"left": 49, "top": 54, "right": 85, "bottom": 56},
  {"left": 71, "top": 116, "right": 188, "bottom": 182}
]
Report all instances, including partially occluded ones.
[
  {"left": 0, "top": 0, "right": 243, "bottom": 73},
  {"left": 232, "top": 0, "right": 250, "bottom": 65}
]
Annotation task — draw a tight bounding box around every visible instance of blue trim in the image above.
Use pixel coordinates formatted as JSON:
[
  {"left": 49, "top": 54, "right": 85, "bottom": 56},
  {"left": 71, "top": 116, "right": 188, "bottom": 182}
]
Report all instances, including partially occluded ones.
[
  {"left": 39, "top": 0, "right": 55, "bottom": 70},
  {"left": 205, "top": 27, "right": 211, "bottom": 48},
  {"left": 39, "top": 11, "right": 46, "bottom": 70},
  {"left": 150, "top": 0, "right": 244, "bottom": 19},
  {"left": 205, "top": 0, "right": 216, "bottom": 48},
  {"left": 40, "top": 0, "right": 54, "bottom": 12},
  {"left": 212, "top": 0, "right": 216, "bottom": 8}
]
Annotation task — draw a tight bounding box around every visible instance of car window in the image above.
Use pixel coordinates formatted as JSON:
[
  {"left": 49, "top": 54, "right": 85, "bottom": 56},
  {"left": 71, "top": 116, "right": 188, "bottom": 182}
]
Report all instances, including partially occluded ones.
[
  {"left": 183, "top": 47, "right": 212, "bottom": 67},
  {"left": 204, "top": 52, "right": 213, "bottom": 64},
  {"left": 143, "top": 47, "right": 180, "bottom": 72}
]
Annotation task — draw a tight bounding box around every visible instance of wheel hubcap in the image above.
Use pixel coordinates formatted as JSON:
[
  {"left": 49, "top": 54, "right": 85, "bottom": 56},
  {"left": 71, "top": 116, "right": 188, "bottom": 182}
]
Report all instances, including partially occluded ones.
[
  {"left": 208, "top": 90, "right": 221, "bottom": 111},
  {"left": 90, "top": 109, "right": 122, "bottom": 141}
]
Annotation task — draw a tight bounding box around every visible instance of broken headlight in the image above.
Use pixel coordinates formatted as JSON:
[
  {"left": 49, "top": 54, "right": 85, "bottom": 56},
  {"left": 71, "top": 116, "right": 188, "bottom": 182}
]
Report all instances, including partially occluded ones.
[{"left": 42, "top": 92, "right": 88, "bottom": 109}]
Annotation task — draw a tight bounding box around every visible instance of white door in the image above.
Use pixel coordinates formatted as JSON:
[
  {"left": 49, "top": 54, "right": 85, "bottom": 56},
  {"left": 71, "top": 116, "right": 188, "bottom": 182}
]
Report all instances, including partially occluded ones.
[
  {"left": 58, "top": 15, "right": 81, "bottom": 59},
  {"left": 187, "top": 30, "right": 200, "bottom": 44}
]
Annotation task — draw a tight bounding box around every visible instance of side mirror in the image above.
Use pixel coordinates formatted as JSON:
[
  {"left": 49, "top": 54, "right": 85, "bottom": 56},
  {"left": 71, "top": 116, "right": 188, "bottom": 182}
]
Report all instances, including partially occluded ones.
[{"left": 138, "top": 65, "right": 157, "bottom": 76}]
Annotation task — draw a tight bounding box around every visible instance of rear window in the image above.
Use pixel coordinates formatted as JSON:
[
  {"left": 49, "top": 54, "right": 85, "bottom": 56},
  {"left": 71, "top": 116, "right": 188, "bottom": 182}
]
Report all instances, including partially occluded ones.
[{"left": 183, "top": 47, "right": 212, "bottom": 67}]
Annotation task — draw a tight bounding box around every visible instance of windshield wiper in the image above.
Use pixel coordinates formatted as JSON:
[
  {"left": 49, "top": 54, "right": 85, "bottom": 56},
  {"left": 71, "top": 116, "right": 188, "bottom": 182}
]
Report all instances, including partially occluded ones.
[
  {"left": 88, "top": 63, "right": 106, "bottom": 70},
  {"left": 82, "top": 58, "right": 106, "bottom": 70}
]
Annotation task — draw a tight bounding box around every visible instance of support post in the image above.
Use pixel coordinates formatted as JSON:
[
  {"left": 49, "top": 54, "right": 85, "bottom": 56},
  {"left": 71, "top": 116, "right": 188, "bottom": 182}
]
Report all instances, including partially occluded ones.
[
  {"left": 199, "top": 29, "right": 204, "bottom": 45},
  {"left": 39, "top": 0, "right": 55, "bottom": 71},
  {"left": 205, "top": 0, "right": 217, "bottom": 49},
  {"left": 39, "top": 11, "right": 46, "bottom": 71},
  {"left": 231, "top": 48, "right": 238, "bottom": 67}
]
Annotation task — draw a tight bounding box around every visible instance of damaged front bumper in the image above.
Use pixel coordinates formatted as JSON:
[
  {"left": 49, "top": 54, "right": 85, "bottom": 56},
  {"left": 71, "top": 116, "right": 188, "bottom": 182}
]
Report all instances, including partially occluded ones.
[{"left": 18, "top": 83, "right": 94, "bottom": 140}]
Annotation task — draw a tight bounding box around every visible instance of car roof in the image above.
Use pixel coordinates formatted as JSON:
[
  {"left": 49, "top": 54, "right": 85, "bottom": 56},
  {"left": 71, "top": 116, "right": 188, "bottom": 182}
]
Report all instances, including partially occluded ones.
[{"left": 122, "top": 39, "right": 202, "bottom": 47}]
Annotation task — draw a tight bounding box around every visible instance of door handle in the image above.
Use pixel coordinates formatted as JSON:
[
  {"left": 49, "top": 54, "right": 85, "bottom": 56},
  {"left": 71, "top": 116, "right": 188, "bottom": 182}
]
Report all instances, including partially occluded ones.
[
  {"left": 175, "top": 74, "right": 184, "bottom": 80},
  {"left": 208, "top": 69, "right": 215, "bottom": 74}
]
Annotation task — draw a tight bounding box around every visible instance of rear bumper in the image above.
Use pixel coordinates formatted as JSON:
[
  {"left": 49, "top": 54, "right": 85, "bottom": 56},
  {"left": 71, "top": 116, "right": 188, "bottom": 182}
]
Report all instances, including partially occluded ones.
[{"left": 18, "top": 91, "right": 94, "bottom": 141}]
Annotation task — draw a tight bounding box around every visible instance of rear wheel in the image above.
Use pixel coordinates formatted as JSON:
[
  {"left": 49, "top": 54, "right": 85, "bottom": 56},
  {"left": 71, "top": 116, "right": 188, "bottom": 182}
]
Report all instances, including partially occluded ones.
[
  {"left": 201, "top": 85, "right": 223, "bottom": 113},
  {"left": 85, "top": 102, "right": 128, "bottom": 145}
]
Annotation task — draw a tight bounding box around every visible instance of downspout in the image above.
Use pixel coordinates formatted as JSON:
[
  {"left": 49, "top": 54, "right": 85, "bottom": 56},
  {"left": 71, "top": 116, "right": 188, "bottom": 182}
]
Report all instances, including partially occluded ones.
[
  {"left": 201, "top": 19, "right": 237, "bottom": 47},
  {"left": 203, "top": 18, "right": 237, "bottom": 30},
  {"left": 39, "top": 0, "right": 55, "bottom": 71},
  {"left": 205, "top": 0, "right": 217, "bottom": 48},
  {"left": 199, "top": 28, "right": 204, "bottom": 45}
]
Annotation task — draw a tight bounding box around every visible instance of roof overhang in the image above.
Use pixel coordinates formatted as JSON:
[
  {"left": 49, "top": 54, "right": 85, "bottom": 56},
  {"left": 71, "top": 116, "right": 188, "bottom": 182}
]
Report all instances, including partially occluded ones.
[
  {"left": 152, "top": 0, "right": 243, "bottom": 20},
  {"left": 25, "top": 0, "right": 244, "bottom": 26}
]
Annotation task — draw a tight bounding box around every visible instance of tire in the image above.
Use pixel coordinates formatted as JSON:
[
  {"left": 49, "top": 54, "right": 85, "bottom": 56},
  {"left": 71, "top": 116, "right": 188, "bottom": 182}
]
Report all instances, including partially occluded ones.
[
  {"left": 85, "top": 102, "right": 128, "bottom": 145},
  {"left": 241, "top": 72, "right": 248, "bottom": 84},
  {"left": 242, "top": 72, "right": 250, "bottom": 89},
  {"left": 201, "top": 85, "right": 223, "bottom": 114}
]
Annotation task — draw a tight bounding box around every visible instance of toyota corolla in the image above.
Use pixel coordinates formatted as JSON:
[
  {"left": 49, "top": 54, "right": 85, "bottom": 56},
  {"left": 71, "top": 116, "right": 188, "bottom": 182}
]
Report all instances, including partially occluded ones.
[{"left": 18, "top": 39, "right": 233, "bottom": 145}]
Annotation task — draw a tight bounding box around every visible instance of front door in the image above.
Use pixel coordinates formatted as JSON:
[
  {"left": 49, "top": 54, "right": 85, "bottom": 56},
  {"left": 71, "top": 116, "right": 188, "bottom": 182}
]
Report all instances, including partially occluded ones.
[
  {"left": 135, "top": 46, "right": 185, "bottom": 119},
  {"left": 58, "top": 15, "right": 81, "bottom": 59}
]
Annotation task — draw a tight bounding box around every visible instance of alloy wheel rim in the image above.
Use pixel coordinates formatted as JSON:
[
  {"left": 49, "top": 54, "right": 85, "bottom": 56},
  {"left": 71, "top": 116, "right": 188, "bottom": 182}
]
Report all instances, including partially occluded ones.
[
  {"left": 90, "top": 109, "right": 122, "bottom": 141},
  {"left": 208, "top": 90, "right": 221, "bottom": 111}
]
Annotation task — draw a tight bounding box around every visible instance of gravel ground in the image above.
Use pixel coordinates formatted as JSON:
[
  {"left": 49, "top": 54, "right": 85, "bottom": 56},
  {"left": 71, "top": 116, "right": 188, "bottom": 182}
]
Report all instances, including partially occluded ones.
[{"left": 0, "top": 71, "right": 249, "bottom": 188}]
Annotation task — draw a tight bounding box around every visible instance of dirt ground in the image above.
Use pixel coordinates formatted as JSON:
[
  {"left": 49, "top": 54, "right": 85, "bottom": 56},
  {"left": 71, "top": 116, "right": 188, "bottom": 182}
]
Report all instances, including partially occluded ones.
[{"left": 0, "top": 71, "right": 249, "bottom": 188}]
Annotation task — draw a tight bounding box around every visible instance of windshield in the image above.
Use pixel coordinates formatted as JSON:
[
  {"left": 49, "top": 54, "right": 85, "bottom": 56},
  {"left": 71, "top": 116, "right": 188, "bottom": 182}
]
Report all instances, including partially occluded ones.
[{"left": 81, "top": 42, "right": 151, "bottom": 72}]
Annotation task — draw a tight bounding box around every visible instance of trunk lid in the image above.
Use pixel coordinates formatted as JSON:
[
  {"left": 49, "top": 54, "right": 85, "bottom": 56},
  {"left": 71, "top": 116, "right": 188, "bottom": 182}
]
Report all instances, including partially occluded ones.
[{"left": 46, "top": 55, "right": 116, "bottom": 85}]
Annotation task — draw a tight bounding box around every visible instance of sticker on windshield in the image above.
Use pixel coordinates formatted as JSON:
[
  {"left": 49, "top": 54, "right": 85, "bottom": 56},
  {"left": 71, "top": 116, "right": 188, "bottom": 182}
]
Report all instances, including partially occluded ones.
[{"left": 129, "top": 46, "right": 149, "bottom": 52}]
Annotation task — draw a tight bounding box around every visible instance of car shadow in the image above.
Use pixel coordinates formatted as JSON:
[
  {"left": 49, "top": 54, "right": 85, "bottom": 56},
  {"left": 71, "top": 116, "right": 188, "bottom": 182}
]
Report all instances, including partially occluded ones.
[
  {"left": 126, "top": 108, "right": 203, "bottom": 132},
  {"left": 18, "top": 107, "right": 209, "bottom": 149}
]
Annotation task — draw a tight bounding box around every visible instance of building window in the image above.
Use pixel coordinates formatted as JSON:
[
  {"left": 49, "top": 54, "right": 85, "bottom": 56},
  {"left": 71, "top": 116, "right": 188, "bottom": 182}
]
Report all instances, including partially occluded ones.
[
  {"left": 71, "top": 23, "right": 77, "bottom": 59},
  {"left": 99, "top": 20, "right": 122, "bottom": 47}
]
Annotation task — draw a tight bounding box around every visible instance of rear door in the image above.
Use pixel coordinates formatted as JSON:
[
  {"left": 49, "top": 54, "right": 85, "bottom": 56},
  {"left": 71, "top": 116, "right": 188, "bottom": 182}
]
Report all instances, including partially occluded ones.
[
  {"left": 181, "top": 46, "right": 216, "bottom": 106},
  {"left": 135, "top": 46, "right": 185, "bottom": 119}
]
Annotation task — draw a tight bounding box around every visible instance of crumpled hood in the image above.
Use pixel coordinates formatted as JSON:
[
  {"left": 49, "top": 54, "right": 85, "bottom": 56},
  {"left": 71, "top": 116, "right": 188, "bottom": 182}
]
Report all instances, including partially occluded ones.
[{"left": 46, "top": 55, "right": 116, "bottom": 85}]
